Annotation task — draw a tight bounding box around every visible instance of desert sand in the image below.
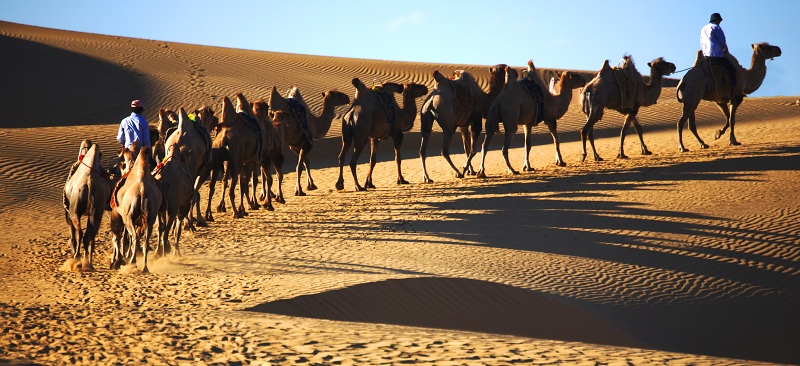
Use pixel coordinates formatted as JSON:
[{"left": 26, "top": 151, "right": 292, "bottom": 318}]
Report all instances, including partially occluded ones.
[{"left": 1, "top": 21, "right": 799, "bottom": 365}]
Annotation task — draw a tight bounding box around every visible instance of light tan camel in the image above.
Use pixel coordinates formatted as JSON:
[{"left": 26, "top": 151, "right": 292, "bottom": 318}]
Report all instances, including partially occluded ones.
[
  {"left": 153, "top": 145, "right": 194, "bottom": 257},
  {"left": 419, "top": 64, "right": 506, "bottom": 182},
  {"left": 676, "top": 43, "right": 782, "bottom": 151},
  {"left": 335, "top": 79, "right": 429, "bottom": 191},
  {"left": 206, "top": 94, "right": 261, "bottom": 218},
  {"left": 270, "top": 87, "right": 350, "bottom": 196},
  {"left": 110, "top": 146, "right": 164, "bottom": 273},
  {"left": 580, "top": 56, "right": 676, "bottom": 161},
  {"left": 251, "top": 99, "right": 285, "bottom": 210},
  {"left": 63, "top": 140, "right": 112, "bottom": 271},
  {"left": 476, "top": 61, "right": 586, "bottom": 177},
  {"left": 164, "top": 106, "right": 212, "bottom": 227}
]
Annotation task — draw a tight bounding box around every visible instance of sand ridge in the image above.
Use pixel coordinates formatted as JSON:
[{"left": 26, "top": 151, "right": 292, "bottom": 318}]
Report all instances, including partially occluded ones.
[{"left": 1, "top": 20, "right": 799, "bottom": 365}]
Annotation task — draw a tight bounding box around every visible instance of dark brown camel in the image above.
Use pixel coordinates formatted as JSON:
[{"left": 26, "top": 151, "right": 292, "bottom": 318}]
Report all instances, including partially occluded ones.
[
  {"left": 336, "top": 79, "right": 428, "bottom": 191},
  {"left": 251, "top": 99, "right": 285, "bottom": 211}
]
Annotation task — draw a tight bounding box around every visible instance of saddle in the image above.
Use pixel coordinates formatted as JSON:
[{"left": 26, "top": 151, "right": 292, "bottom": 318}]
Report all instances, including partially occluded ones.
[
  {"left": 287, "top": 98, "right": 313, "bottom": 145},
  {"left": 188, "top": 114, "right": 213, "bottom": 163},
  {"left": 705, "top": 58, "right": 732, "bottom": 100},
  {"left": 371, "top": 86, "right": 397, "bottom": 125},
  {"left": 238, "top": 112, "right": 264, "bottom": 162},
  {"left": 110, "top": 173, "right": 129, "bottom": 210},
  {"left": 449, "top": 79, "right": 473, "bottom": 121},
  {"left": 610, "top": 67, "right": 638, "bottom": 110},
  {"left": 518, "top": 78, "right": 545, "bottom": 125}
]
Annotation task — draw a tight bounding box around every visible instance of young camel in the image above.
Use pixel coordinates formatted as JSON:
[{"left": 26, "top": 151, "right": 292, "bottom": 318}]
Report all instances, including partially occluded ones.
[
  {"left": 336, "top": 79, "right": 429, "bottom": 191},
  {"left": 676, "top": 43, "right": 781, "bottom": 151},
  {"left": 476, "top": 61, "right": 586, "bottom": 177},
  {"left": 580, "top": 56, "right": 676, "bottom": 161},
  {"left": 251, "top": 99, "right": 285, "bottom": 211},
  {"left": 153, "top": 145, "right": 194, "bottom": 257},
  {"left": 63, "top": 140, "right": 113, "bottom": 271},
  {"left": 419, "top": 65, "right": 506, "bottom": 182},
  {"left": 270, "top": 87, "right": 350, "bottom": 196}
]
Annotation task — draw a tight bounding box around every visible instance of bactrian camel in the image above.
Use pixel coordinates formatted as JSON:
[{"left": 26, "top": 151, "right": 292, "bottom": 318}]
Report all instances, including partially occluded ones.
[
  {"left": 110, "top": 146, "right": 164, "bottom": 273},
  {"left": 476, "top": 61, "right": 586, "bottom": 177},
  {"left": 676, "top": 43, "right": 781, "bottom": 151},
  {"left": 336, "top": 79, "right": 428, "bottom": 191},
  {"left": 580, "top": 56, "right": 676, "bottom": 161},
  {"left": 164, "top": 105, "right": 212, "bottom": 227},
  {"left": 63, "top": 140, "right": 113, "bottom": 271},
  {"left": 270, "top": 87, "right": 350, "bottom": 196},
  {"left": 419, "top": 65, "right": 506, "bottom": 182},
  {"left": 207, "top": 94, "right": 261, "bottom": 219},
  {"left": 251, "top": 99, "right": 285, "bottom": 211},
  {"left": 153, "top": 145, "right": 194, "bottom": 257}
]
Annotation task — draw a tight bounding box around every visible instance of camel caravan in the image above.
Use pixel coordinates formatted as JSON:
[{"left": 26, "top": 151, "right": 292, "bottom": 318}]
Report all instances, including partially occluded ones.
[{"left": 63, "top": 40, "right": 781, "bottom": 273}]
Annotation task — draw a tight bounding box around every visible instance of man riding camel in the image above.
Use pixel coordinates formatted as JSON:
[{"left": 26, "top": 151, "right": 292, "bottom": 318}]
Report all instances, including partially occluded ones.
[{"left": 700, "top": 12, "right": 737, "bottom": 92}]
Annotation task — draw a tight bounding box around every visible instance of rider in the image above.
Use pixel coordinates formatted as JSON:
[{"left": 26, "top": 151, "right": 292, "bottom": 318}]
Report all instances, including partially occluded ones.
[
  {"left": 116, "top": 99, "right": 151, "bottom": 149},
  {"left": 700, "top": 12, "right": 737, "bottom": 91}
]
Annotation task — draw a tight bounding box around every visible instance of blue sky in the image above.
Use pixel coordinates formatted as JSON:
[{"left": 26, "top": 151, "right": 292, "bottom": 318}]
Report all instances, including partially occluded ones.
[{"left": 2, "top": 0, "right": 797, "bottom": 97}]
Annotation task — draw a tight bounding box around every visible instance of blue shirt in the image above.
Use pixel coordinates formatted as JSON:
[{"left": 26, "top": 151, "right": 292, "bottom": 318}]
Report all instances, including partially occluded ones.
[
  {"left": 116, "top": 112, "right": 151, "bottom": 148},
  {"left": 700, "top": 22, "right": 727, "bottom": 57}
]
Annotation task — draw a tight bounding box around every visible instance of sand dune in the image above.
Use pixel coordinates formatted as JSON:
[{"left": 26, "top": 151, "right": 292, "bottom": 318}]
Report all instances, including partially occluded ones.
[{"left": 1, "top": 20, "right": 799, "bottom": 365}]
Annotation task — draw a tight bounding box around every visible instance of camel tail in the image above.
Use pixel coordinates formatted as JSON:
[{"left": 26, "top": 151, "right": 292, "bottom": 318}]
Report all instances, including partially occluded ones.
[
  {"left": 676, "top": 78, "right": 685, "bottom": 103},
  {"left": 139, "top": 185, "right": 148, "bottom": 234},
  {"left": 581, "top": 88, "right": 591, "bottom": 115}
]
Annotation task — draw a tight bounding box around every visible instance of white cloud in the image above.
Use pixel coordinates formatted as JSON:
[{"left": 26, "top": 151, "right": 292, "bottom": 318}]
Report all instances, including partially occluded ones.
[{"left": 387, "top": 10, "right": 425, "bottom": 32}]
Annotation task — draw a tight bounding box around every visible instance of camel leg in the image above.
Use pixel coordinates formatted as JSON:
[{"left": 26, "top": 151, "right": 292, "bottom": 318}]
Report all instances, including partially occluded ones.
[
  {"left": 688, "top": 112, "right": 707, "bottom": 149},
  {"left": 501, "top": 124, "right": 518, "bottom": 175},
  {"left": 418, "top": 111, "right": 435, "bottom": 183},
  {"left": 273, "top": 154, "right": 285, "bottom": 204},
  {"left": 228, "top": 167, "right": 243, "bottom": 218},
  {"left": 618, "top": 115, "right": 633, "bottom": 159},
  {"left": 631, "top": 116, "right": 652, "bottom": 155},
  {"left": 365, "top": 138, "right": 379, "bottom": 189},
  {"left": 295, "top": 149, "right": 307, "bottom": 196},
  {"left": 463, "top": 113, "right": 483, "bottom": 176},
  {"left": 237, "top": 169, "right": 250, "bottom": 216},
  {"left": 714, "top": 102, "right": 732, "bottom": 141},
  {"left": 441, "top": 130, "right": 464, "bottom": 179},
  {"left": 83, "top": 212, "right": 102, "bottom": 271},
  {"left": 243, "top": 165, "right": 258, "bottom": 211},
  {"left": 544, "top": 120, "right": 566, "bottom": 167},
  {"left": 523, "top": 125, "right": 534, "bottom": 172},
  {"left": 459, "top": 126, "right": 475, "bottom": 176},
  {"left": 249, "top": 166, "right": 260, "bottom": 210},
  {"left": 349, "top": 141, "right": 367, "bottom": 192},
  {"left": 261, "top": 165, "right": 274, "bottom": 211},
  {"left": 476, "top": 124, "right": 497, "bottom": 178},
  {"left": 191, "top": 174, "right": 208, "bottom": 228},
  {"left": 205, "top": 168, "right": 218, "bottom": 222},
  {"left": 66, "top": 212, "right": 80, "bottom": 260},
  {"left": 587, "top": 127, "right": 603, "bottom": 162},
  {"left": 217, "top": 163, "right": 229, "bottom": 213},
  {"left": 336, "top": 134, "right": 351, "bottom": 191},
  {"left": 141, "top": 226, "right": 150, "bottom": 274},
  {"left": 580, "top": 121, "right": 592, "bottom": 162},
  {"left": 394, "top": 133, "right": 408, "bottom": 184},
  {"left": 728, "top": 98, "right": 743, "bottom": 145}
]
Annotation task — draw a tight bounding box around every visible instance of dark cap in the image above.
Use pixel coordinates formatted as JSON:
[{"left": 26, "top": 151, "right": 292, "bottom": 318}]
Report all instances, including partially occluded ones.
[{"left": 710, "top": 13, "right": 723, "bottom": 22}]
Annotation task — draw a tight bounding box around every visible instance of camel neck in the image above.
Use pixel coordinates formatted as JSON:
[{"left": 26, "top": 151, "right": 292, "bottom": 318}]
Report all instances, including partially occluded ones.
[
  {"left": 642, "top": 71, "right": 665, "bottom": 107},
  {"left": 549, "top": 79, "right": 575, "bottom": 119},
  {"left": 744, "top": 55, "right": 768, "bottom": 94}
]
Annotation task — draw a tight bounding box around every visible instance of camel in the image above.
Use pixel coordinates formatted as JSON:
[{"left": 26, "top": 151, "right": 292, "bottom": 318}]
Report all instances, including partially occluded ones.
[
  {"left": 419, "top": 64, "right": 506, "bottom": 182},
  {"left": 270, "top": 86, "right": 350, "bottom": 196},
  {"left": 152, "top": 109, "right": 178, "bottom": 162},
  {"left": 676, "top": 43, "right": 782, "bottom": 151},
  {"left": 476, "top": 61, "right": 586, "bottom": 177},
  {"left": 251, "top": 99, "right": 285, "bottom": 210},
  {"left": 164, "top": 106, "right": 212, "bottom": 227},
  {"left": 63, "top": 140, "right": 113, "bottom": 271},
  {"left": 579, "top": 56, "right": 676, "bottom": 161},
  {"left": 109, "top": 146, "right": 164, "bottom": 273},
  {"left": 336, "top": 79, "right": 429, "bottom": 191},
  {"left": 206, "top": 94, "right": 261, "bottom": 218},
  {"left": 152, "top": 145, "right": 194, "bottom": 257}
]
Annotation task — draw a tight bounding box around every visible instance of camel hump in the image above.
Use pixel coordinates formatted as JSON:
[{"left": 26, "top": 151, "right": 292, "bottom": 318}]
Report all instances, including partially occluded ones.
[
  {"left": 433, "top": 70, "right": 448, "bottom": 83},
  {"left": 601, "top": 60, "right": 611, "bottom": 72},
  {"left": 382, "top": 82, "right": 403, "bottom": 94}
]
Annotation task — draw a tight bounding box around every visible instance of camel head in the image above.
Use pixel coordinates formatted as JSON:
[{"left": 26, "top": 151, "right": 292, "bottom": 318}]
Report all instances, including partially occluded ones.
[
  {"left": 157, "top": 109, "right": 177, "bottom": 136},
  {"left": 235, "top": 93, "right": 253, "bottom": 116},
  {"left": 504, "top": 66, "right": 518, "bottom": 84},
  {"left": 118, "top": 140, "right": 141, "bottom": 175},
  {"left": 488, "top": 64, "right": 508, "bottom": 92},
  {"left": 195, "top": 105, "right": 218, "bottom": 131},
  {"left": 252, "top": 99, "right": 270, "bottom": 122},
  {"left": 559, "top": 71, "right": 587, "bottom": 89},
  {"left": 647, "top": 58, "right": 677, "bottom": 77},
  {"left": 753, "top": 43, "right": 782, "bottom": 60},
  {"left": 77, "top": 139, "right": 93, "bottom": 160},
  {"left": 403, "top": 83, "right": 429, "bottom": 99},
  {"left": 323, "top": 89, "right": 351, "bottom": 108}
]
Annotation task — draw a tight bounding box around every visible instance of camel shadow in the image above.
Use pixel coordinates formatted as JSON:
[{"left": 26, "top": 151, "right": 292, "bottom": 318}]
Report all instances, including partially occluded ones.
[{"left": 0, "top": 36, "right": 152, "bottom": 128}]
